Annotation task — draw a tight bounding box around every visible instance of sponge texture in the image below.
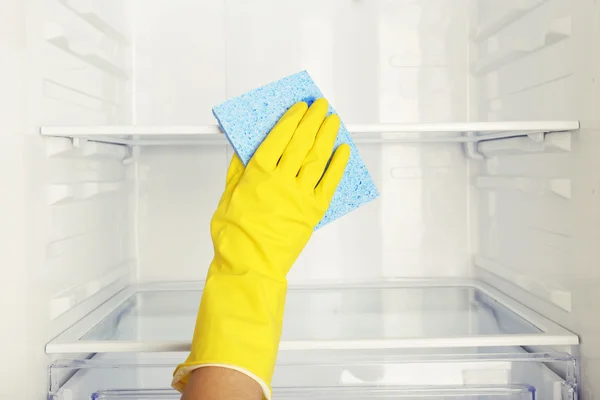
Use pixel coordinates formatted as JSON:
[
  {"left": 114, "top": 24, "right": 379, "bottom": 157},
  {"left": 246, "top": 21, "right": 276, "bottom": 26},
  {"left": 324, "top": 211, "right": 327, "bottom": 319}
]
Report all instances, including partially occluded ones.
[{"left": 213, "top": 71, "right": 379, "bottom": 229}]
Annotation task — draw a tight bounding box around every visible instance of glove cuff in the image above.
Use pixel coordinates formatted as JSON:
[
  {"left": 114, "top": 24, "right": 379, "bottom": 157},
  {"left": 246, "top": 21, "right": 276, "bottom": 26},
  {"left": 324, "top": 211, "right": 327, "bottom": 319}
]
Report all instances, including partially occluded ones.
[
  {"left": 172, "top": 363, "right": 272, "bottom": 400},
  {"left": 172, "top": 259, "right": 287, "bottom": 399}
]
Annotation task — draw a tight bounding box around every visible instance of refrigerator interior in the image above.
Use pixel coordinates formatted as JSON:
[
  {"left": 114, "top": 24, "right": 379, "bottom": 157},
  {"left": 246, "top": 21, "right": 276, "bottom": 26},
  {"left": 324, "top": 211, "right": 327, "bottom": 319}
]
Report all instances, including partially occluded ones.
[{"left": 2, "top": 0, "right": 600, "bottom": 398}]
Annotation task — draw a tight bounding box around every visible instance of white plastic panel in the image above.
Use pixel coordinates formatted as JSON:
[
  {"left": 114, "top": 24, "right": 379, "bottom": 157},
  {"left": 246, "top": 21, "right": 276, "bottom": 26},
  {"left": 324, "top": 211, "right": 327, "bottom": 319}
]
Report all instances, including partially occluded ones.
[
  {"left": 59, "top": 0, "right": 129, "bottom": 45},
  {"left": 41, "top": 0, "right": 132, "bottom": 126},
  {"left": 135, "top": 145, "right": 226, "bottom": 282},
  {"left": 473, "top": 133, "right": 574, "bottom": 310},
  {"left": 133, "top": 140, "right": 470, "bottom": 282},
  {"left": 131, "top": 0, "right": 226, "bottom": 125},
  {"left": 473, "top": 1, "right": 549, "bottom": 43},
  {"left": 36, "top": 0, "right": 135, "bottom": 325},
  {"left": 472, "top": 0, "right": 576, "bottom": 121},
  {"left": 44, "top": 137, "right": 135, "bottom": 320},
  {"left": 472, "top": 128, "right": 600, "bottom": 397},
  {"left": 128, "top": 0, "right": 469, "bottom": 126},
  {"left": 0, "top": 1, "right": 133, "bottom": 399},
  {"left": 470, "top": 1, "right": 600, "bottom": 398}
]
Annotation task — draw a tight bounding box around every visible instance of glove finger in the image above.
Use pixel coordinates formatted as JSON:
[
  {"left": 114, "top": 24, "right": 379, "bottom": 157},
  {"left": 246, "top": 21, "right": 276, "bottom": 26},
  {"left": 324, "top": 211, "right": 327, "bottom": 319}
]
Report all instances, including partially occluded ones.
[
  {"left": 297, "top": 114, "right": 340, "bottom": 190},
  {"left": 250, "top": 102, "right": 308, "bottom": 171},
  {"left": 278, "top": 98, "right": 328, "bottom": 176},
  {"left": 315, "top": 144, "right": 350, "bottom": 204}
]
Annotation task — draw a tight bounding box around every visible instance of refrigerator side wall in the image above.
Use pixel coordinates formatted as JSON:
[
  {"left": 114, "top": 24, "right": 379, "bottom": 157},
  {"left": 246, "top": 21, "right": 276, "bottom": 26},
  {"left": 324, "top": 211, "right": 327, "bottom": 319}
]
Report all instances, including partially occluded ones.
[
  {"left": 470, "top": 0, "right": 600, "bottom": 397},
  {"left": 0, "top": 0, "right": 135, "bottom": 398},
  {"left": 0, "top": 2, "right": 39, "bottom": 398}
]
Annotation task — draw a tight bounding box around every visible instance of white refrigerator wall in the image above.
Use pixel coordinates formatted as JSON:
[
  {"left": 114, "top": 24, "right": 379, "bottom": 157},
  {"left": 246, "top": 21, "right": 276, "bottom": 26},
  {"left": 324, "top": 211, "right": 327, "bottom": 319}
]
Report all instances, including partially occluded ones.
[
  {"left": 133, "top": 0, "right": 471, "bottom": 282},
  {"left": 0, "top": 0, "right": 134, "bottom": 398},
  {"left": 470, "top": 0, "right": 600, "bottom": 397},
  {"left": 1, "top": 0, "right": 600, "bottom": 399},
  {"left": 136, "top": 142, "right": 470, "bottom": 283}
]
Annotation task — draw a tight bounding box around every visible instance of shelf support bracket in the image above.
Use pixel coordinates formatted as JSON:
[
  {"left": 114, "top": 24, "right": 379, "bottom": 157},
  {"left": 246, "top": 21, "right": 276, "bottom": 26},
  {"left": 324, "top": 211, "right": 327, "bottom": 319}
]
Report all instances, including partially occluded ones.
[
  {"left": 71, "top": 137, "right": 88, "bottom": 148},
  {"left": 464, "top": 132, "right": 485, "bottom": 160},
  {"left": 527, "top": 131, "right": 546, "bottom": 142},
  {"left": 123, "top": 146, "right": 140, "bottom": 165}
]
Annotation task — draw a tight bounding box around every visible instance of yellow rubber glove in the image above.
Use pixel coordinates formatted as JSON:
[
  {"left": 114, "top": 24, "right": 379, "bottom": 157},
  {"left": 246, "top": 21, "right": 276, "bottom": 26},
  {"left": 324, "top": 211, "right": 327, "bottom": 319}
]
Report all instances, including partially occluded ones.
[{"left": 172, "top": 98, "right": 351, "bottom": 399}]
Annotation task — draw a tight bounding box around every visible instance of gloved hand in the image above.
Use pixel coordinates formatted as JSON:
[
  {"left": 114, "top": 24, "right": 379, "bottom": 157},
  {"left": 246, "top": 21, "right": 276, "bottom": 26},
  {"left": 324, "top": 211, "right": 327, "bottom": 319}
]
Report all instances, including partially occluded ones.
[{"left": 172, "top": 98, "right": 351, "bottom": 399}]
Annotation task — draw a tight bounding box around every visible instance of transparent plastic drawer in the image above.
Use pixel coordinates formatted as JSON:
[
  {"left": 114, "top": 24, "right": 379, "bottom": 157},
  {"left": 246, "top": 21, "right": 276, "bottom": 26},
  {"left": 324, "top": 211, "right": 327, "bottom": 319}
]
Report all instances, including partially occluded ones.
[{"left": 49, "top": 351, "right": 578, "bottom": 400}]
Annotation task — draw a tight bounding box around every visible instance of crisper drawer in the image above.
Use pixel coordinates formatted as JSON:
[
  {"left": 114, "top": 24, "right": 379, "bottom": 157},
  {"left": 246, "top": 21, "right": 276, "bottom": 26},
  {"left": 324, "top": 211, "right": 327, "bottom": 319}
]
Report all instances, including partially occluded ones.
[{"left": 49, "top": 351, "right": 578, "bottom": 400}]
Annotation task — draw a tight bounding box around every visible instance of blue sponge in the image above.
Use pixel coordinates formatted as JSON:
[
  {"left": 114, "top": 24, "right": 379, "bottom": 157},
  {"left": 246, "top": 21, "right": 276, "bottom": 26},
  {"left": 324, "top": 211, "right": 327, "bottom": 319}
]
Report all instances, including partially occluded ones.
[{"left": 212, "top": 71, "right": 380, "bottom": 229}]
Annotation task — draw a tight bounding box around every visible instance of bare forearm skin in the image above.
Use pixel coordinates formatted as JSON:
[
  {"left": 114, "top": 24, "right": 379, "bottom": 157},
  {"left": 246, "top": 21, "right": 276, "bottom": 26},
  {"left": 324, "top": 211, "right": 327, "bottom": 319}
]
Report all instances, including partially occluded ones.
[{"left": 182, "top": 367, "right": 263, "bottom": 400}]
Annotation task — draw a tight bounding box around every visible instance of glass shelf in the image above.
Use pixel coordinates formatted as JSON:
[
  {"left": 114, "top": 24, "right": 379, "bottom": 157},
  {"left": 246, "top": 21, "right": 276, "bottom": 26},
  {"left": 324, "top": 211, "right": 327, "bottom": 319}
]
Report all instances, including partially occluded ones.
[
  {"left": 80, "top": 286, "right": 540, "bottom": 343},
  {"left": 46, "top": 280, "right": 578, "bottom": 354},
  {"left": 40, "top": 121, "right": 579, "bottom": 146}
]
